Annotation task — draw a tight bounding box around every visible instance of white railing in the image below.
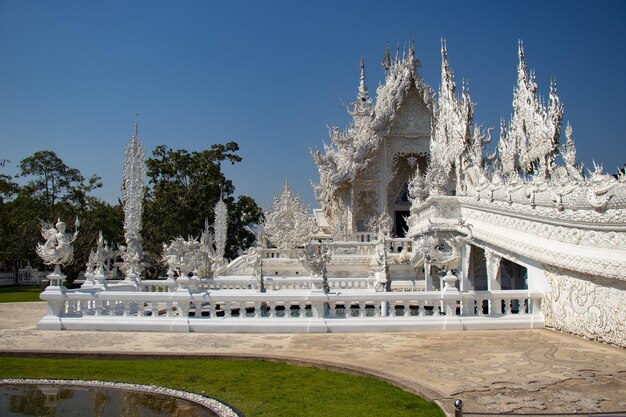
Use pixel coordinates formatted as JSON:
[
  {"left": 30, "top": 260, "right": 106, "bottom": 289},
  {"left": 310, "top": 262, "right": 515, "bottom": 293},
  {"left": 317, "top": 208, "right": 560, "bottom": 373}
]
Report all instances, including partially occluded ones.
[
  {"left": 141, "top": 279, "right": 176, "bottom": 293},
  {"left": 37, "top": 287, "right": 544, "bottom": 333},
  {"left": 140, "top": 276, "right": 379, "bottom": 292},
  {"left": 260, "top": 238, "right": 414, "bottom": 260},
  {"left": 0, "top": 268, "right": 47, "bottom": 287}
]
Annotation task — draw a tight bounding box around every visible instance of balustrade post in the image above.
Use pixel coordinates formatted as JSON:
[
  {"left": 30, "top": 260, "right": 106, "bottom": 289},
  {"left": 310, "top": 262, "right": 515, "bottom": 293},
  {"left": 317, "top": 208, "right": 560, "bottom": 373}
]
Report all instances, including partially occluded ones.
[
  {"left": 460, "top": 244, "right": 473, "bottom": 291},
  {"left": 530, "top": 296, "right": 540, "bottom": 316},
  {"left": 424, "top": 261, "right": 433, "bottom": 291},
  {"left": 380, "top": 301, "right": 389, "bottom": 317}
]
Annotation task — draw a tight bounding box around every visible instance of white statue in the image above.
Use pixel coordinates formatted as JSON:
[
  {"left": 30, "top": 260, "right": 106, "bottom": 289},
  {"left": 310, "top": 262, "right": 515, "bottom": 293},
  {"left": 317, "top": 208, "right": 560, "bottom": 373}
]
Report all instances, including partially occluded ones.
[
  {"left": 36, "top": 218, "right": 80, "bottom": 274},
  {"left": 300, "top": 242, "right": 331, "bottom": 293},
  {"left": 162, "top": 236, "right": 205, "bottom": 278},
  {"left": 245, "top": 246, "right": 265, "bottom": 292}
]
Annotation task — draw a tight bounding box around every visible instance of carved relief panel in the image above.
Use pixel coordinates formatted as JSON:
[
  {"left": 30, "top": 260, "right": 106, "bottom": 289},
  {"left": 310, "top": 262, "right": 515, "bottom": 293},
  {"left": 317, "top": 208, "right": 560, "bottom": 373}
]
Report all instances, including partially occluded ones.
[
  {"left": 389, "top": 87, "right": 432, "bottom": 137},
  {"left": 353, "top": 189, "right": 379, "bottom": 232}
]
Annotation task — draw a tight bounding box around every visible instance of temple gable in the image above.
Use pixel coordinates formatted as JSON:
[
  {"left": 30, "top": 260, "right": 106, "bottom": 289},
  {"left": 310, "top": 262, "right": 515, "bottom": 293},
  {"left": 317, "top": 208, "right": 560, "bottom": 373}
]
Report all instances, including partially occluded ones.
[{"left": 388, "top": 87, "right": 431, "bottom": 138}]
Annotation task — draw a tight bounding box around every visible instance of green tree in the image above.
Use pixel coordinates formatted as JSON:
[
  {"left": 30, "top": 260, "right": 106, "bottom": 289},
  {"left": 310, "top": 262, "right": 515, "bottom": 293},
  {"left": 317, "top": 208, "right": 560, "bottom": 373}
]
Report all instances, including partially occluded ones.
[
  {"left": 18, "top": 150, "right": 102, "bottom": 210},
  {"left": 0, "top": 152, "right": 122, "bottom": 283},
  {"left": 143, "top": 143, "right": 262, "bottom": 273},
  {"left": 0, "top": 173, "right": 18, "bottom": 204}
]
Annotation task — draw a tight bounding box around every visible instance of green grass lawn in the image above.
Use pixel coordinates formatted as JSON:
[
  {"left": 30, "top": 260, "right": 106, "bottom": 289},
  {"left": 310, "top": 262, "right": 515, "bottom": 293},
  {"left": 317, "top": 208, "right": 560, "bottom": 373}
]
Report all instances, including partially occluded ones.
[
  {"left": 0, "top": 357, "right": 444, "bottom": 417},
  {"left": 0, "top": 286, "right": 42, "bottom": 303}
]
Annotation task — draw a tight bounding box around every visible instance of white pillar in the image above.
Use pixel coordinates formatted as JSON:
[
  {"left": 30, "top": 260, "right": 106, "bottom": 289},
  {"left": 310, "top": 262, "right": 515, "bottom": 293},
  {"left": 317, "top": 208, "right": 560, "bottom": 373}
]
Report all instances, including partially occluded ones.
[
  {"left": 485, "top": 249, "right": 502, "bottom": 291},
  {"left": 424, "top": 261, "right": 433, "bottom": 291},
  {"left": 485, "top": 249, "right": 502, "bottom": 315},
  {"left": 460, "top": 244, "right": 473, "bottom": 291}
]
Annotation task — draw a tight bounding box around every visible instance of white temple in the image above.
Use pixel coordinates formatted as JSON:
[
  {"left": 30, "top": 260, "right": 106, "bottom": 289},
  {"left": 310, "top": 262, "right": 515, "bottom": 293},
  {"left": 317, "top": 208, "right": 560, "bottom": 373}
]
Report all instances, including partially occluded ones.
[{"left": 36, "top": 41, "right": 626, "bottom": 347}]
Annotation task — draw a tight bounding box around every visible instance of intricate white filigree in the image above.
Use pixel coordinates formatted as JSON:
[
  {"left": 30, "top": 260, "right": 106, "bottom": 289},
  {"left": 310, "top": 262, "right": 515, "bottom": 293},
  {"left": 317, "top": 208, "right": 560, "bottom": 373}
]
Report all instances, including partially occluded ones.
[
  {"left": 36, "top": 218, "right": 80, "bottom": 274},
  {"left": 93, "top": 230, "right": 114, "bottom": 276},
  {"left": 415, "top": 219, "right": 472, "bottom": 273},
  {"left": 543, "top": 267, "right": 626, "bottom": 347},
  {"left": 119, "top": 119, "right": 146, "bottom": 278},
  {"left": 312, "top": 42, "right": 434, "bottom": 226},
  {"left": 300, "top": 243, "right": 331, "bottom": 293},
  {"left": 213, "top": 198, "right": 227, "bottom": 260},
  {"left": 162, "top": 236, "right": 205, "bottom": 277},
  {"left": 264, "top": 181, "right": 317, "bottom": 249},
  {"left": 496, "top": 41, "right": 564, "bottom": 178}
]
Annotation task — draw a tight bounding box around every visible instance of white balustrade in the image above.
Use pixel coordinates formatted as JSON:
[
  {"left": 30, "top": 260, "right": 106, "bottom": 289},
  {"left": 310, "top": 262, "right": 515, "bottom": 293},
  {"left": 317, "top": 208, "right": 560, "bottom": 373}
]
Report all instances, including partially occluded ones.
[
  {"left": 0, "top": 268, "right": 47, "bottom": 286},
  {"left": 257, "top": 239, "right": 414, "bottom": 262},
  {"left": 37, "top": 285, "right": 544, "bottom": 333}
]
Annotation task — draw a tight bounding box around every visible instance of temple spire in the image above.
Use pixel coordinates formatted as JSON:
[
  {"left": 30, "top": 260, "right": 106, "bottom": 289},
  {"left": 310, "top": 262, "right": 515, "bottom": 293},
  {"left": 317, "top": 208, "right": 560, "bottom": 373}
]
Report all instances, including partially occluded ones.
[
  {"left": 133, "top": 113, "right": 139, "bottom": 142},
  {"left": 358, "top": 55, "right": 369, "bottom": 103},
  {"left": 382, "top": 43, "right": 392, "bottom": 72},
  {"left": 440, "top": 38, "right": 455, "bottom": 96},
  {"left": 350, "top": 56, "right": 372, "bottom": 118}
]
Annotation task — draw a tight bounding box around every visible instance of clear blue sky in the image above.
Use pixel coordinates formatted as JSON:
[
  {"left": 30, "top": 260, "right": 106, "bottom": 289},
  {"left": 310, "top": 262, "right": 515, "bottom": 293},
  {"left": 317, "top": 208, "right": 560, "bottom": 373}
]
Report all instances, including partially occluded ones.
[{"left": 1, "top": 0, "right": 625, "bottom": 208}]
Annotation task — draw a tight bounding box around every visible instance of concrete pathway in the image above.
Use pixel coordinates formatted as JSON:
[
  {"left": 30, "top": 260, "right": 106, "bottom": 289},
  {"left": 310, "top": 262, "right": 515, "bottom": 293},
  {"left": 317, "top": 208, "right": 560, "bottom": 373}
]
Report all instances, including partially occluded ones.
[{"left": 1, "top": 302, "right": 625, "bottom": 416}]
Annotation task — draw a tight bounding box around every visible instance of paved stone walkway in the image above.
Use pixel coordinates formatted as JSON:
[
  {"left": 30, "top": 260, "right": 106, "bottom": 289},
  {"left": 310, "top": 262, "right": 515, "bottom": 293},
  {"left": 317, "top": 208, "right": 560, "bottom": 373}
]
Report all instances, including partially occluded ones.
[{"left": 1, "top": 302, "right": 625, "bottom": 417}]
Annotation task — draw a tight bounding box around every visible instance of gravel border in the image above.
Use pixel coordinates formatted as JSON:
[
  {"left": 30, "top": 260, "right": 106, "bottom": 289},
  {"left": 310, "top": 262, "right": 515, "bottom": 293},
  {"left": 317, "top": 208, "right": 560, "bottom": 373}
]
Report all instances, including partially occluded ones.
[{"left": 0, "top": 378, "right": 242, "bottom": 417}]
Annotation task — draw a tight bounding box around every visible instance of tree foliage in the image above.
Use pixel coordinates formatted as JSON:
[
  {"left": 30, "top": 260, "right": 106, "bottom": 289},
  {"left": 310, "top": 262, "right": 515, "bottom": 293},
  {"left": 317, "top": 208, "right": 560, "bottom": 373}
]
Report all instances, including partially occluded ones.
[
  {"left": 18, "top": 150, "right": 103, "bottom": 210},
  {"left": 0, "top": 152, "right": 122, "bottom": 281},
  {"left": 1, "top": 142, "right": 262, "bottom": 281},
  {"left": 143, "top": 143, "right": 263, "bottom": 268}
]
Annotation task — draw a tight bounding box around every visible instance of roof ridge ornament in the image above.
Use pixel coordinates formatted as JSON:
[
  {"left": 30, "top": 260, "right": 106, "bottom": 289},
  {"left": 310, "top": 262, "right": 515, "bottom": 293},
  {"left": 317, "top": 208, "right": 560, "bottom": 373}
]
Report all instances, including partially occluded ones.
[{"left": 382, "top": 43, "right": 392, "bottom": 72}]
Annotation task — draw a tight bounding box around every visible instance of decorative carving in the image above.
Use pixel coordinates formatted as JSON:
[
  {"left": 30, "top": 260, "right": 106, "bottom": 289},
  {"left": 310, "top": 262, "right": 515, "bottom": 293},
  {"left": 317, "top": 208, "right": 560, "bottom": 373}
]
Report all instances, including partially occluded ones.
[
  {"left": 245, "top": 246, "right": 265, "bottom": 292},
  {"left": 388, "top": 89, "right": 431, "bottom": 136},
  {"left": 354, "top": 189, "right": 379, "bottom": 232},
  {"left": 300, "top": 243, "right": 331, "bottom": 293},
  {"left": 162, "top": 236, "right": 205, "bottom": 277},
  {"left": 414, "top": 219, "right": 473, "bottom": 273},
  {"left": 36, "top": 218, "right": 80, "bottom": 274},
  {"left": 497, "top": 41, "right": 563, "bottom": 178},
  {"left": 213, "top": 198, "right": 228, "bottom": 261},
  {"left": 264, "top": 181, "right": 318, "bottom": 248},
  {"left": 312, "top": 41, "right": 434, "bottom": 234},
  {"left": 543, "top": 267, "right": 626, "bottom": 347},
  {"left": 94, "top": 230, "right": 115, "bottom": 275},
  {"left": 119, "top": 120, "right": 146, "bottom": 279}
]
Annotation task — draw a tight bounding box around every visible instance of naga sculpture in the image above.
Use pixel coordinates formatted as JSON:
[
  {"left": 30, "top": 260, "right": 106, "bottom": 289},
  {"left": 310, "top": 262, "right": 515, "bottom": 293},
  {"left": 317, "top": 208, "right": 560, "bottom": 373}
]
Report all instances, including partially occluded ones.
[{"left": 415, "top": 220, "right": 473, "bottom": 274}]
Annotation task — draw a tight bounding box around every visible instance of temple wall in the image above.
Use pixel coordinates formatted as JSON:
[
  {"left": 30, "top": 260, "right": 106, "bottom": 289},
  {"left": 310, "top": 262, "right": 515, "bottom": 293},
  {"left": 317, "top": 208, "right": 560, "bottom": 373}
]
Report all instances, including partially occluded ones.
[{"left": 543, "top": 266, "right": 626, "bottom": 347}]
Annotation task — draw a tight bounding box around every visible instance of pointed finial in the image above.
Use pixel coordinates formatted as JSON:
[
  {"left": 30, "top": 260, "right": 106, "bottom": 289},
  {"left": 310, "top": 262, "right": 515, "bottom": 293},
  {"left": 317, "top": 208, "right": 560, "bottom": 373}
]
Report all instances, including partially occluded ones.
[
  {"left": 402, "top": 40, "right": 407, "bottom": 62},
  {"left": 441, "top": 37, "right": 447, "bottom": 56},
  {"left": 550, "top": 77, "right": 558, "bottom": 93},
  {"left": 383, "top": 43, "right": 392, "bottom": 72},
  {"left": 395, "top": 42, "right": 400, "bottom": 64},
  {"left": 133, "top": 113, "right": 139, "bottom": 142},
  {"left": 518, "top": 39, "right": 525, "bottom": 60},
  {"left": 358, "top": 55, "right": 369, "bottom": 102}
]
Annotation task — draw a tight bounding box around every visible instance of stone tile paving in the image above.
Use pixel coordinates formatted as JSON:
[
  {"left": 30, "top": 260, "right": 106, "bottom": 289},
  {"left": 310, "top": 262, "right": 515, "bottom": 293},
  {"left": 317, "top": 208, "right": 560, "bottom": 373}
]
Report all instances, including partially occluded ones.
[{"left": 1, "top": 302, "right": 625, "bottom": 416}]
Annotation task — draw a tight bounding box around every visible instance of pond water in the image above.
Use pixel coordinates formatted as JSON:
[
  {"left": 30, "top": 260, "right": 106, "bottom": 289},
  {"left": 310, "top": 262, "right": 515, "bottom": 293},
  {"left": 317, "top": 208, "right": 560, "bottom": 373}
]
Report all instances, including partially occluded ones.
[{"left": 0, "top": 383, "right": 219, "bottom": 417}]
